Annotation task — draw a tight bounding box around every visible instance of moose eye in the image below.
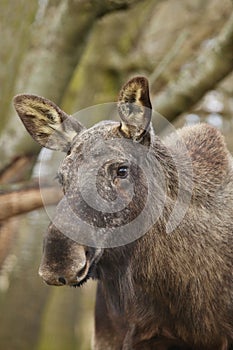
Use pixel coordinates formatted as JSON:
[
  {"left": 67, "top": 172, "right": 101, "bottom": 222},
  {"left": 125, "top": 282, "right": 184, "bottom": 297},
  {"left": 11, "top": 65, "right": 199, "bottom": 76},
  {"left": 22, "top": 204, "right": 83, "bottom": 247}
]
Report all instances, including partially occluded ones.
[{"left": 116, "top": 165, "right": 129, "bottom": 179}]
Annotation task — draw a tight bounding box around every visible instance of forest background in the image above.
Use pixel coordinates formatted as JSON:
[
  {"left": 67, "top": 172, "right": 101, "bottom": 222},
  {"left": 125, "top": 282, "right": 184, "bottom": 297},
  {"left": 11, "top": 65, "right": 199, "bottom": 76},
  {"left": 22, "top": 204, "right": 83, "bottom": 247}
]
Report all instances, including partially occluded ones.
[{"left": 0, "top": 1, "right": 233, "bottom": 349}]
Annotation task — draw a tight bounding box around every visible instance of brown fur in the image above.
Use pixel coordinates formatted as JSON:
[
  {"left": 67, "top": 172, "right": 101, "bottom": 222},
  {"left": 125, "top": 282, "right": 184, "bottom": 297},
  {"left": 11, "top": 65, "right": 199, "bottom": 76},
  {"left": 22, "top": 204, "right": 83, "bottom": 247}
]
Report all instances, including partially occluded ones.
[
  {"left": 13, "top": 77, "right": 233, "bottom": 350},
  {"left": 93, "top": 123, "right": 233, "bottom": 350}
]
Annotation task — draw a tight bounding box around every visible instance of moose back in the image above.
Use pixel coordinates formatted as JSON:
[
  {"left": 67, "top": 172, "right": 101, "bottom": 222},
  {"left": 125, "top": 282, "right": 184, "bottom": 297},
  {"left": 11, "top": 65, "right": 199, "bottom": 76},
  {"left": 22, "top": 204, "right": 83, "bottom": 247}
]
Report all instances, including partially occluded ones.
[{"left": 14, "top": 77, "right": 233, "bottom": 349}]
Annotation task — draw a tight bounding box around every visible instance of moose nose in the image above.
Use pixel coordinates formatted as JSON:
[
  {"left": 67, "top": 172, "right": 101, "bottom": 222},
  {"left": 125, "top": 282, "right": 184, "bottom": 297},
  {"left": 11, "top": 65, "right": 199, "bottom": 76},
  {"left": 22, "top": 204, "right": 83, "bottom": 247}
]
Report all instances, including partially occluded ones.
[
  {"left": 38, "top": 268, "right": 69, "bottom": 286},
  {"left": 38, "top": 267, "right": 60, "bottom": 286},
  {"left": 58, "top": 276, "right": 67, "bottom": 285},
  {"left": 38, "top": 258, "right": 89, "bottom": 286}
]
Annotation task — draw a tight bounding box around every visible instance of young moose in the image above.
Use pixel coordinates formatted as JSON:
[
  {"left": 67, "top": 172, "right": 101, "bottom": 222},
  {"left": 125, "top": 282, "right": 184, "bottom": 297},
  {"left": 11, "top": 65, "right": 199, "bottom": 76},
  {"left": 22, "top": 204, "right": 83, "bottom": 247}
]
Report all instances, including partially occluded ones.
[{"left": 14, "top": 77, "right": 233, "bottom": 349}]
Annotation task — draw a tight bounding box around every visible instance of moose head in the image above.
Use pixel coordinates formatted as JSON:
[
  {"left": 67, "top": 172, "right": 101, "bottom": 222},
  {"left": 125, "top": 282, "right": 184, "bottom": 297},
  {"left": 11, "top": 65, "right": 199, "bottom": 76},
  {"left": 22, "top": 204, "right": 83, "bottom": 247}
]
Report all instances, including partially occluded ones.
[
  {"left": 13, "top": 77, "right": 233, "bottom": 349},
  {"left": 13, "top": 77, "right": 166, "bottom": 287}
]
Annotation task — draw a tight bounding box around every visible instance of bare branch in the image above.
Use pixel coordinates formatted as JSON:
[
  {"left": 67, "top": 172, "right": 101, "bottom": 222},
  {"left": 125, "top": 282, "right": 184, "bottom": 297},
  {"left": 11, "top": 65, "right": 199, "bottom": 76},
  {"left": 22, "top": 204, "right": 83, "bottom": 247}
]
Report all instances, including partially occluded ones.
[
  {"left": 152, "top": 11, "right": 233, "bottom": 121},
  {"left": 150, "top": 31, "right": 188, "bottom": 86},
  {"left": 0, "top": 0, "right": 144, "bottom": 170},
  {"left": 0, "top": 184, "right": 62, "bottom": 221},
  {"left": 0, "top": 155, "right": 36, "bottom": 184}
]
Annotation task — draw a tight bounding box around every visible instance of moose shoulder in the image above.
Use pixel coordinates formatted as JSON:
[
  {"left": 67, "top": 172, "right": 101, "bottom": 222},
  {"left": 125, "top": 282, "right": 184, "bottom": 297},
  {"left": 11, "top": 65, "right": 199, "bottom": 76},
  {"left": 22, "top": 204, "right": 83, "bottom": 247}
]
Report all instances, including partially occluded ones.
[{"left": 13, "top": 77, "right": 233, "bottom": 350}]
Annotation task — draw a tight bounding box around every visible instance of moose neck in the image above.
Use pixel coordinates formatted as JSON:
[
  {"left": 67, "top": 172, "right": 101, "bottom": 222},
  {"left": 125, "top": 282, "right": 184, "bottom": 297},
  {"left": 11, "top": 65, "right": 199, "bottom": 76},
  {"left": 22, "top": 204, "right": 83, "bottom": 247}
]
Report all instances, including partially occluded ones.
[
  {"left": 94, "top": 128, "right": 232, "bottom": 348},
  {"left": 97, "top": 244, "right": 135, "bottom": 314},
  {"left": 96, "top": 136, "right": 184, "bottom": 314}
]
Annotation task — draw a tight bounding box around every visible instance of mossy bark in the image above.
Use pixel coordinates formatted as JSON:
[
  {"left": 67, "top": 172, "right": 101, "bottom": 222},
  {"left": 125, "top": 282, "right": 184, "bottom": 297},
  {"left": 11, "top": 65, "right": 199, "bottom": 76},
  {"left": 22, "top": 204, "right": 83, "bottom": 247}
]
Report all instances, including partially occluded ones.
[{"left": 0, "top": 0, "right": 142, "bottom": 170}]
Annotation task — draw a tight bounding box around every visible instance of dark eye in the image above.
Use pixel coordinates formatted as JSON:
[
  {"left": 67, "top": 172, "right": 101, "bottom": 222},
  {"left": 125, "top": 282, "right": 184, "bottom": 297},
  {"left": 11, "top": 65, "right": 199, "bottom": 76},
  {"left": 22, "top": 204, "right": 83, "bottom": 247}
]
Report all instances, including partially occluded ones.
[{"left": 116, "top": 165, "right": 129, "bottom": 179}]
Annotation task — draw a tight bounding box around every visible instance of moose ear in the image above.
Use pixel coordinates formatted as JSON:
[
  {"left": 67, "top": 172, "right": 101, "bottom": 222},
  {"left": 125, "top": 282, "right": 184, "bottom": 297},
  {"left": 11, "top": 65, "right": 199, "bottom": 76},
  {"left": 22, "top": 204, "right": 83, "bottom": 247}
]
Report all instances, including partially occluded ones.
[
  {"left": 13, "top": 94, "right": 84, "bottom": 152},
  {"left": 118, "top": 76, "right": 152, "bottom": 141}
]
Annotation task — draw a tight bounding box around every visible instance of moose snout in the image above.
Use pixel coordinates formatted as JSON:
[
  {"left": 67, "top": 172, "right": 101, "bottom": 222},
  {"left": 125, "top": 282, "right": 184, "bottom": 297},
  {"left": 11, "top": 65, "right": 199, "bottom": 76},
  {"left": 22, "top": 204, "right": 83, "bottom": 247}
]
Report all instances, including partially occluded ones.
[
  {"left": 38, "top": 224, "right": 92, "bottom": 286},
  {"left": 38, "top": 258, "right": 89, "bottom": 286}
]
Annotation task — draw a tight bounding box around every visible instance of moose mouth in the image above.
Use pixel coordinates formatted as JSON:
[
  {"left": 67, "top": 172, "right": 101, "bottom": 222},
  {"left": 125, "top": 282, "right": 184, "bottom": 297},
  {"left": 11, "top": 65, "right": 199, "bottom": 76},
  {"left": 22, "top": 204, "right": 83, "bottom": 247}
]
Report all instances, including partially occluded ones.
[{"left": 70, "top": 259, "right": 98, "bottom": 288}]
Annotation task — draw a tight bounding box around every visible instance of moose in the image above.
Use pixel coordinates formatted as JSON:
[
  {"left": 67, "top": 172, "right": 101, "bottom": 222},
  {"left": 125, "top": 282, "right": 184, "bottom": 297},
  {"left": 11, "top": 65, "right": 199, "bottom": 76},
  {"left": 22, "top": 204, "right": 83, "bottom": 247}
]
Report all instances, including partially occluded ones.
[{"left": 14, "top": 77, "right": 233, "bottom": 349}]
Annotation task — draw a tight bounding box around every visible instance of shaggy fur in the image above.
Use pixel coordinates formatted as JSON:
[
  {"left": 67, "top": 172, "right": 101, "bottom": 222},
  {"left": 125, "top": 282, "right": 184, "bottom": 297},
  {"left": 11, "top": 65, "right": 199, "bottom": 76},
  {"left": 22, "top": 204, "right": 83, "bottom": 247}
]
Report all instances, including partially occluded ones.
[{"left": 14, "top": 77, "right": 233, "bottom": 350}]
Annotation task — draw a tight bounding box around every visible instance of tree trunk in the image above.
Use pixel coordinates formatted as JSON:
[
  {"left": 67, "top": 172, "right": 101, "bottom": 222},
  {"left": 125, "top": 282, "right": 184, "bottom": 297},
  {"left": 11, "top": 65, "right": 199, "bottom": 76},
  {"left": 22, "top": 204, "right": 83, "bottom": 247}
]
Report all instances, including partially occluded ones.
[
  {"left": 0, "top": 0, "right": 143, "bottom": 171},
  {"left": 152, "top": 11, "right": 233, "bottom": 122},
  {"left": 0, "top": 0, "right": 38, "bottom": 133},
  {"left": 0, "top": 183, "right": 62, "bottom": 221}
]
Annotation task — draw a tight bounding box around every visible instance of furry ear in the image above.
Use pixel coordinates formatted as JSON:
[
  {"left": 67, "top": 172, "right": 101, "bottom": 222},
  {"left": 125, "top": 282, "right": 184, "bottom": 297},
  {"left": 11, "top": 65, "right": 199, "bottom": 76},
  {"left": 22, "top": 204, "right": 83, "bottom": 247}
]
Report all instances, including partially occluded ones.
[
  {"left": 118, "top": 76, "right": 152, "bottom": 141},
  {"left": 13, "top": 94, "right": 84, "bottom": 152}
]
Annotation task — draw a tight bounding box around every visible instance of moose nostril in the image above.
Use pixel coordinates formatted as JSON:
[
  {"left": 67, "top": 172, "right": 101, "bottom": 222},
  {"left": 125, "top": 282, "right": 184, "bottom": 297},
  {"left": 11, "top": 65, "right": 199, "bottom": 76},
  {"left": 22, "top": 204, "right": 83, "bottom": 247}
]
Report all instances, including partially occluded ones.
[
  {"left": 77, "top": 262, "right": 87, "bottom": 278},
  {"left": 58, "top": 276, "right": 66, "bottom": 285},
  {"left": 85, "top": 247, "right": 92, "bottom": 258}
]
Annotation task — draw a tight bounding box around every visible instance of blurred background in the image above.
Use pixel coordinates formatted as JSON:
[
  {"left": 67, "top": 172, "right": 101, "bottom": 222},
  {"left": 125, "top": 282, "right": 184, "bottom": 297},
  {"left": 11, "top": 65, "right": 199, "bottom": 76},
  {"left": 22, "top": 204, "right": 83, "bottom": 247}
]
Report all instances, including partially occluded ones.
[{"left": 0, "top": 0, "right": 233, "bottom": 349}]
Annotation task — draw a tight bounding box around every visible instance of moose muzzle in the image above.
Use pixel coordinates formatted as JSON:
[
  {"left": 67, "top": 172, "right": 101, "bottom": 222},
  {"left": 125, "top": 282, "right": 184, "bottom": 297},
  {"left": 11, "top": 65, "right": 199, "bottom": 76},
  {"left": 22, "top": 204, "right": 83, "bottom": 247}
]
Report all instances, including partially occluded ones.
[{"left": 38, "top": 223, "right": 101, "bottom": 287}]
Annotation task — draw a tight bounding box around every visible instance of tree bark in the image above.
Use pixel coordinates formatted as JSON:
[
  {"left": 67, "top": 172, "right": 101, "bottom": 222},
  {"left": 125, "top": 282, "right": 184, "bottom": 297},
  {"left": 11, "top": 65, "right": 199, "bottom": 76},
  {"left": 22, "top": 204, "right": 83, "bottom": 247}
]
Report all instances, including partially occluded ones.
[
  {"left": 152, "top": 11, "right": 233, "bottom": 122},
  {"left": 0, "top": 183, "right": 62, "bottom": 221},
  {"left": 0, "top": 218, "right": 19, "bottom": 268},
  {"left": 0, "top": 155, "right": 36, "bottom": 184},
  {"left": 0, "top": 0, "right": 142, "bottom": 170},
  {"left": 0, "top": 0, "right": 38, "bottom": 133},
  {"left": 63, "top": 0, "right": 157, "bottom": 114}
]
